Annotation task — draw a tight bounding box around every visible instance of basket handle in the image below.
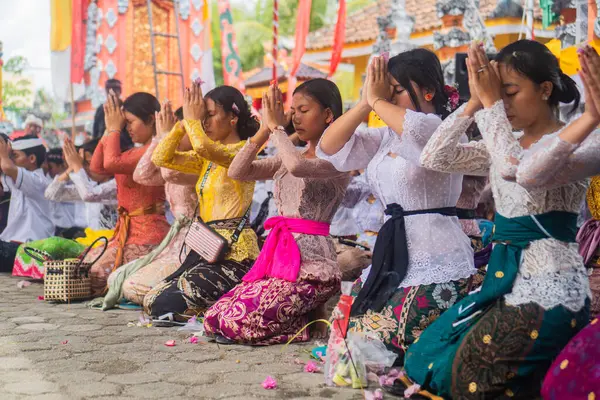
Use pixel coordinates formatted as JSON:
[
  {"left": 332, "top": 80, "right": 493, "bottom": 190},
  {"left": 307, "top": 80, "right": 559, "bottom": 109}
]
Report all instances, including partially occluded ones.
[
  {"left": 23, "top": 247, "right": 54, "bottom": 263},
  {"left": 76, "top": 236, "right": 109, "bottom": 271}
]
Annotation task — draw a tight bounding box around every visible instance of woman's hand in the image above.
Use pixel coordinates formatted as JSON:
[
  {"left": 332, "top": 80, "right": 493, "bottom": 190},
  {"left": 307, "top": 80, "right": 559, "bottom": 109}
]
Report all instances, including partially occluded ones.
[
  {"left": 183, "top": 82, "right": 207, "bottom": 121},
  {"left": 262, "top": 84, "right": 288, "bottom": 132},
  {"left": 63, "top": 137, "right": 84, "bottom": 172},
  {"left": 464, "top": 44, "right": 484, "bottom": 116},
  {"left": 467, "top": 42, "right": 502, "bottom": 109},
  {"left": 367, "top": 56, "right": 393, "bottom": 107},
  {"left": 104, "top": 90, "right": 126, "bottom": 132},
  {"left": 579, "top": 46, "right": 600, "bottom": 124},
  {"left": 156, "top": 100, "right": 177, "bottom": 137}
]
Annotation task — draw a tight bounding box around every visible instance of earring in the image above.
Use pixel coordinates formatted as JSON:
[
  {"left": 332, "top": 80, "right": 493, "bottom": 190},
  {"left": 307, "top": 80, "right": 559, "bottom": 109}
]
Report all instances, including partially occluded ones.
[
  {"left": 230, "top": 120, "right": 235, "bottom": 125},
  {"left": 542, "top": 95, "right": 549, "bottom": 101},
  {"left": 424, "top": 94, "right": 433, "bottom": 102}
]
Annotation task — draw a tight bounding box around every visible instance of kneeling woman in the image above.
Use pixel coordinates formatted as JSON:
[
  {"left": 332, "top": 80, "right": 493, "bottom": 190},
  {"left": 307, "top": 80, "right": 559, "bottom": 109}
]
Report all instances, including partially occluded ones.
[
  {"left": 317, "top": 50, "right": 476, "bottom": 357},
  {"left": 204, "top": 80, "right": 350, "bottom": 344},
  {"left": 143, "top": 84, "right": 260, "bottom": 319}
]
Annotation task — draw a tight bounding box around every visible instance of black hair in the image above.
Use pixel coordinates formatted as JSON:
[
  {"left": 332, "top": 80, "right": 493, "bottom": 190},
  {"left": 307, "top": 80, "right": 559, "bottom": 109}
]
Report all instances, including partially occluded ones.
[
  {"left": 174, "top": 106, "right": 183, "bottom": 121},
  {"left": 122, "top": 92, "right": 161, "bottom": 125},
  {"left": 46, "top": 148, "right": 64, "bottom": 165},
  {"left": 13, "top": 135, "right": 46, "bottom": 168},
  {"left": 204, "top": 86, "right": 259, "bottom": 140},
  {"left": 293, "top": 78, "right": 343, "bottom": 121},
  {"left": 77, "top": 138, "right": 100, "bottom": 155},
  {"left": 388, "top": 48, "right": 451, "bottom": 119},
  {"left": 495, "top": 40, "right": 581, "bottom": 116},
  {"left": 105, "top": 79, "right": 122, "bottom": 90}
]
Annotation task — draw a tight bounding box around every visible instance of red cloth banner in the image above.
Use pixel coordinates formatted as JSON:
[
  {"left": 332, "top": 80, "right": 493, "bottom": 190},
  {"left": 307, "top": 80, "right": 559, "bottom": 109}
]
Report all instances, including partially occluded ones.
[
  {"left": 70, "top": 0, "right": 87, "bottom": 84},
  {"left": 290, "top": 0, "right": 312, "bottom": 77},
  {"left": 329, "top": 0, "right": 346, "bottom": 78}
]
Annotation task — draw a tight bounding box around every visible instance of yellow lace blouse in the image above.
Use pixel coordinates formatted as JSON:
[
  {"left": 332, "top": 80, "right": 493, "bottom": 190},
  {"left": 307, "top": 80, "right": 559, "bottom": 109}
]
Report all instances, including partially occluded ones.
[
  {"left": 587, "top": 176, "right": 600, "bottom": 220},
  {"left": 152, "top": 120, "right": 259, "bottom": 262}
]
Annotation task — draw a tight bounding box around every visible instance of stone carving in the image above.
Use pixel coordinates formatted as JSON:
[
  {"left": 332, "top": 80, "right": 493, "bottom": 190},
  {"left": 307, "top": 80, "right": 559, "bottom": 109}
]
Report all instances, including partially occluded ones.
[
  {"left": 117, "top": 0, "right": 128, "bottom": 14},
  {"left": 433, "top": 28, "right": 471, "bottom": 50},
  {"left": 436, "top": 0, "right": 469, "bottom": 18},
  {"left": 84, "top": 1, "right": 99, "bottom": 71},
  {"left": 179, "top": 0, "right": 190, "bottom": 20}
]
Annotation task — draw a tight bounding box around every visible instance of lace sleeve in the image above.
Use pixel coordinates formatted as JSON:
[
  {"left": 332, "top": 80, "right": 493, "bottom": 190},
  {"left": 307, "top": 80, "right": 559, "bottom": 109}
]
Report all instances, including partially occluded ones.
[
  {"left": 133, "top": 137, "right": 165, "bottom": 186},
  {"left": 516, "top": 130, "right": 600, "bottom": 189},
  {"left": 44, "top": 177, "right": 82, "bottom": 202},
  {"left": 397, "top": 110, "right": 443, "bottom": 164},
  {"left": 420, "top": 104, "right": 490, "bottom": 176},
  {"left": 475, "top": 100, "right": 523, "bottom": 180},
  {"left": 152, "top": 122, "right": 207, "bottom": 175},
  {"left": 228, "top": 141, "right": 281, "bottom": 181},
  {"left": 160, "top": 168, "right": 199, "bottom": 186},
  {"left": 316, "top": 126, "right": 386, "bottom": 172},
  {"left": 271, "top": 129, "right": 346, "bottom": 179},
  {"left": 69, "top": 169, "right": 118, "bottom": 204},
  {"left": 340, "top": 176, "right": 370, "bottom": 208},
  {"left": 184, "top": 119, "right": 245, "bottom": 168}
]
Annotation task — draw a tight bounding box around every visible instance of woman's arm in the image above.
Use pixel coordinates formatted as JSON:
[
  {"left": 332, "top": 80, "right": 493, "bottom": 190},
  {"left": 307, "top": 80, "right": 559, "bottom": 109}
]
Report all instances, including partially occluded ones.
[
  {"left": 101, "top": 131, "right": 148, "bottom": 174},
  {"left": 44, "top": 177, "right": 82, "bottom": 202},
  {"left": 133, "top": 137, "right": 165, "bottom": 186},
  {"left": 185, "top": 119, "right": 245, "bottom": 169},
  {"left": 69, "top": 169, "right": 118, "bottom": 204},
  {"left": 228, "top": 140, "right": 282, "bottom": 181},
  {"left": 152, "top": 122, "right": 206, "bottom": 175},
  {"left": 420, "top": 102, "right": 490, "bottom": 176}
]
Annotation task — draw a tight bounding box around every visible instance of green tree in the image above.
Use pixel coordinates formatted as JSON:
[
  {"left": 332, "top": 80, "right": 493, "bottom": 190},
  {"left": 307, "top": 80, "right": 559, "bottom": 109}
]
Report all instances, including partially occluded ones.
[{"left": 2, "top": 56, "right": 33, "bottom": 112}]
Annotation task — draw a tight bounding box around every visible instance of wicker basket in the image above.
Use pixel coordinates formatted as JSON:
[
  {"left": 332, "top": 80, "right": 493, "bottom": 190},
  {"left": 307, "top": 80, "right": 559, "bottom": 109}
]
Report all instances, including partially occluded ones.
[{"left": 25, "top": 237, "right": 108, "bottom": 303}]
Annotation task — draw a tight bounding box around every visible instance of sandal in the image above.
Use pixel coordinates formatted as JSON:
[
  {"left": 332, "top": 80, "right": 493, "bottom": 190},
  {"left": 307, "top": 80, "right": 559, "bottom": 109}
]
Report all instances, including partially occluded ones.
[{"left": 151, "top": 312, "right": 187, "bottom": 327}]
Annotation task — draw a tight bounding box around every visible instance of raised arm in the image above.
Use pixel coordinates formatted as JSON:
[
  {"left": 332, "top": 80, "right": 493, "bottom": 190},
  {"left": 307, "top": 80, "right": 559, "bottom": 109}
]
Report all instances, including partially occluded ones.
[
  {"left": 69, "top": 169, "right": 117, "bottom": 204},
  {"left": 420, "top": 103, "right": 490, "bottom": 176},
  {"left": 185, "top": 119, "right": 245, "bottom": 168},
  {"left": 133, "top": 137, "right": 165, "bottom": 186},
  {"left": 271, "top": 129, "right": 343, "bottom": 178},
  {"left": 45, "top": 176, "right": 82, "bottom": 202},
  {"left": 152, "top": 122, "right": 206, "bottom": 175},
  {"left": 101, "top": 131, "right": 148, "bottom": 174},
  {"left": 228, "top": 141, "right": 281, "bottom": 181}
]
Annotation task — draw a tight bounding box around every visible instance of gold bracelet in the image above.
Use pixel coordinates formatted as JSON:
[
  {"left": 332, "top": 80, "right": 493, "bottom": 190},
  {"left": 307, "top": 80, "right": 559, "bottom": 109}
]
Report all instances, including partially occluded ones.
[{"left": 372, "top": 98, "right": 387, "bottom": 112}]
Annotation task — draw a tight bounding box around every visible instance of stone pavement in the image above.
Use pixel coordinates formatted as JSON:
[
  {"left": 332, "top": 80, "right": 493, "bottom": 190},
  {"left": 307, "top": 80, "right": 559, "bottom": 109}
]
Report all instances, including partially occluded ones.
[{"left": 0, "top": 274, "right": 371, "bottom": 400}]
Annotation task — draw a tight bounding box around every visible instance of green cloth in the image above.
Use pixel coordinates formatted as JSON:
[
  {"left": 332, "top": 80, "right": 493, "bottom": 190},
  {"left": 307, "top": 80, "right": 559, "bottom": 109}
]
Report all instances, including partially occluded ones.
[
  {"left": 92, "top": 215, "right": 191, "bottom": 311},
  {"left": 404, "top": 211, "right": 579, "bottom": 398},
  {"left": 14, "top": 237, "right": 85, "bottom": 279}
]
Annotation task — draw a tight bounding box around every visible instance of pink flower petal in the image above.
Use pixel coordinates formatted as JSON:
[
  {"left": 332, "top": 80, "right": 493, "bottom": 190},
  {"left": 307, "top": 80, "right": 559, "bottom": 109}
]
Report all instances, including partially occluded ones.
[
  {"left": 17, "top": 280, "right": 32, "bottom": 289},
  {"left": 189, "top": 336, "right": 199, "bottom": 344},
  {"left": 293, "top": 358, "right": 303, "bottom": 365},
  {"left": 194, "top": 78, "right": 205, "bottom": 86},
  {"left": 37, "top": 295, "right": 44, "bottom": 301},
  {"left": 304, "top": 361, "right": 321, "bottom": 373},
  {"left": 164, "top": 340, "right": 176, "bottom": 347},
  {"left": 262, "top": 376, "right": 277, "bottom": 389},
  {"left": 61, "top": 340, "right": 69, "bottom": 345},
  {"left": 381, "top": 52, "right": 390, "bottom": 62}
]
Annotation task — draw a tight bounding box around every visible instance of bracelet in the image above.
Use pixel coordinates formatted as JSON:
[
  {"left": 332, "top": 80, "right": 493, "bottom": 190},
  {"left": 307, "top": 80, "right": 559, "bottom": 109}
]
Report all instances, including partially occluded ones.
[
  {"left": 372, "top": 98, "right": 387, "bottom": 112},
  {"left": 107, "top": 129, "right": 120, "bottom": 135}
]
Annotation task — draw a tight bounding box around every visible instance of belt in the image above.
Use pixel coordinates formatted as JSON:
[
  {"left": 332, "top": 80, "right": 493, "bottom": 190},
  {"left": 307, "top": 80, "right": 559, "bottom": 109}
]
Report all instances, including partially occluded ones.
[
  {"left": 456, "top": 208, "right": 476, "bottom": 220},
  {"left": 351, "top": 203, "right": 457, "bottom": 316}
]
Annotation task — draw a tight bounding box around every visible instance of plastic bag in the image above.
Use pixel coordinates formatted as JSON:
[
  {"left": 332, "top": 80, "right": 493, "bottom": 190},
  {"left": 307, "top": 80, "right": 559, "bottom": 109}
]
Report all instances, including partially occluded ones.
[{"left": 324, "top": 281, "right": 397, "bottom": 388}]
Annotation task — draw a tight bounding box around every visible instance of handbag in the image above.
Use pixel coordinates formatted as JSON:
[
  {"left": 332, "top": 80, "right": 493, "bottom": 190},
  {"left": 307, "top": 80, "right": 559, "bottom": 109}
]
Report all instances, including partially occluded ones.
[
  {"left": 24, "top": 236, "right": 109, "bottom": 303},
  {"left": 183, "top": 162, "right": 251, "bottom": 264}
]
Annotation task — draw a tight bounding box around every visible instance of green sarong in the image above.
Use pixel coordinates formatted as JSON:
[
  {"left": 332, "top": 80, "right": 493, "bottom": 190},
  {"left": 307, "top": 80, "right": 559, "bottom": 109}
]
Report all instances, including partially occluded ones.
[{"left": 404, "top": 211, "right": 587, "bottom": 399}]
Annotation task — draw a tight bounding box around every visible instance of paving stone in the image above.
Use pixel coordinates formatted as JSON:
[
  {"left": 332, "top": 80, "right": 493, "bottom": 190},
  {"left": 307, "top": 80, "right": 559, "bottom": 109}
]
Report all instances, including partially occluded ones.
[
  {"left": 282, "top": 372, "right": 327, "bottom": 388},
  {"left": 4, "top": 380, "right": 59, "bottom": 395},
  {"left": 174, "top": 350, "right": 224, "bottom": 363},
  {"left": 121, "top": 382, "right": 184, "bottom": 399},
  {"left": 60, "top": 323, "right": 104, "bottom": 332},
  {"left": 16, "top": 323, "right": 60, "bottom": 331},
  {"left": 87, "top": 358, "right": 142, "bottom": 374},
  {"left": 186, "top": 383, "right": 249, "bottom": 399},
  {"left": 105, "top": 372, "right": 160, "bottom": 385},
  {"left": 164, "top": 371, "right": 216, "bottom": 386},
  {"left": 0, "top": 370, "right": 45, "bottom": 383},
  {"left": 47, "top": 370, "right": 106, "bottom": 383},
  {"left": 65, "top": 381, "right": 122, "bottom": 398},
  {"left": 28, "top": 394, "right": 67, "bottom": 400},
  {"left": 91, "top": 335, "right": 134, "bottom": 345},
  {"left": 10, "top": 316, "right": 46, "bottom": 324},
  {"left": 0, "top": 356, "right": 32, "bottom": 370},
  {"left": 143, "top": 360, "right": 198, "bottom": 374}
]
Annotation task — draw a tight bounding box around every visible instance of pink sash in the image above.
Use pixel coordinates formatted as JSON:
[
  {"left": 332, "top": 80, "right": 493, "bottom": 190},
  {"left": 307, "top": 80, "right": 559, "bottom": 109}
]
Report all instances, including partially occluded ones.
[
  {"left": 576, "top": 219, "right": 600, "bottom": 265},
  {"left": 242, "top": 217, "right": 330, "bottom": 282}
]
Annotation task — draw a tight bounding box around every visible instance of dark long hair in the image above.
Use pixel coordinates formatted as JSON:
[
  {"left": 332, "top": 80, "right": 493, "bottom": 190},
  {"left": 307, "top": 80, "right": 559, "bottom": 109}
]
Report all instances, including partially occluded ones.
[
  {"left": 293, "top": 78, "right": 343, "bottom": 121},
  {"left": 495, "top": 40, "right": 580, "bottom": 116},
  {"left": 122, "top": 92, "right": 161, "bottom": 125},
  {"left": 388, "top": 48, "right": 451, "bottom": 119},
  {"left": 204, "top": 86, "right": 259, "bottom": 140}
]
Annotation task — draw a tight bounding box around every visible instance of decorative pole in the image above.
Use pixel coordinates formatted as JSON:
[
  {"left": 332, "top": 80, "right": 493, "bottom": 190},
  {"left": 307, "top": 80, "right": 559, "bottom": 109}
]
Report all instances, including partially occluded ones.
[
  {"left": 272, "top": 0, "right": 278, "bottom": 83},
  {"left": 0, "top": 41, "right": 4, "bottom": 121}
]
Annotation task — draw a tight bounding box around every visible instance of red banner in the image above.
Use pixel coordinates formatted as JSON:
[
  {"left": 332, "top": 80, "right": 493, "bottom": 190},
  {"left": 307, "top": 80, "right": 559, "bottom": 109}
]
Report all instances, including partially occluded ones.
[
  {"left": 70, "top": 0, "right": 87, "bottom": 83},
  {"left": 329, "top": 0, "right": 346, "bottom": 78},
  {"left": 290, "top": 0, "right": 312, "bottom": 77}
]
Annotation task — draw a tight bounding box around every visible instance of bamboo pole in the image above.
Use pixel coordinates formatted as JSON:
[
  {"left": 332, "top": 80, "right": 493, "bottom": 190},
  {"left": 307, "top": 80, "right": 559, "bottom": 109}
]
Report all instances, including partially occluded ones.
[{"left": 70, "top": 82, "right": 76, "bottom": 141}]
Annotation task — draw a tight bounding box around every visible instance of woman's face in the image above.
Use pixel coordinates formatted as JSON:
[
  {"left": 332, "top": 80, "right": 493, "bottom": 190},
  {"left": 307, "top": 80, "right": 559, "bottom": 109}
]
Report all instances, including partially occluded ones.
[
  {"left": 389, "top": 77, "right": 430, "bottom": 112},
  {"left": 498, "top": 64, "right": 550, "bottom": 131},
  {"left": 124, "top": 111, "right": 154, "bottom": 144},
  {"left": 202, "top": 98, "right": 236, "bottom": 142},
  {"left": 290, "top": 92, "right": 332, "bottom": 142}
]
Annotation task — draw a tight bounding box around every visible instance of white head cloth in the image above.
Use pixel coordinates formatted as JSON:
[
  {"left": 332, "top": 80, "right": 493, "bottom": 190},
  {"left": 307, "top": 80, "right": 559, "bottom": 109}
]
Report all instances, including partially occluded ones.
[
  {"left": 12, "top": 138, "right": 44, "bottom": 151},
  {"left": 24, "top": 115, "right": 43, "bottom": 128}
]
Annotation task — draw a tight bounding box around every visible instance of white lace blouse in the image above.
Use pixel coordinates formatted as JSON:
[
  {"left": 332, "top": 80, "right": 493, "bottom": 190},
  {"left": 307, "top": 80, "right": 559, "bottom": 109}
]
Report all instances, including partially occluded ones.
[
  {"left": 317, "top": 110, "right": 475, "bottom": 288},
  {"left": 420, "top": 101, "right": 591, "bottom": 313}
]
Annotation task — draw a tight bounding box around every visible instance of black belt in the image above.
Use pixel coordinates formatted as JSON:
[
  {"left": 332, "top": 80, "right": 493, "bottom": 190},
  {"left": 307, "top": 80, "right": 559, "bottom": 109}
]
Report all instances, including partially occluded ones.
[
  {"left": 456, "top": 208, "right": 476, "bottom": 220},
  {"left": 351, "top": 203, "right": 457, "bottom": 317}
]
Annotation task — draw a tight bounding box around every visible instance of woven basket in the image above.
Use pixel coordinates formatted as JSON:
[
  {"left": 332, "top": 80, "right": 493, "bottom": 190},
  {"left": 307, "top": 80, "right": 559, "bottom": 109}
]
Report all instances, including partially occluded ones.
[{"left": 25, "top": 237, "right": 108, "bottom": 303}]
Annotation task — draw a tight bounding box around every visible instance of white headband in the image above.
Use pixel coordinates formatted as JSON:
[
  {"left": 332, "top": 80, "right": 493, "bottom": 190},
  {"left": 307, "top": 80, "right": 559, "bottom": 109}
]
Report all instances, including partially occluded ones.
[{"left": 12, "top": 138, "right": 44, "bottom": 151}]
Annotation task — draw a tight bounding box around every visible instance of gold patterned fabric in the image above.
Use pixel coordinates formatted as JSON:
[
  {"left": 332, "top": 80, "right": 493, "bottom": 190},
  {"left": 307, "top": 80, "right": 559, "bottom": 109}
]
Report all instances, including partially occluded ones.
[
  {"left": 587, "top": 176, "right": 600, "bottom": 220},
  {"left": 152, "top": 120, "right": 259, "bottom": 263}
]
